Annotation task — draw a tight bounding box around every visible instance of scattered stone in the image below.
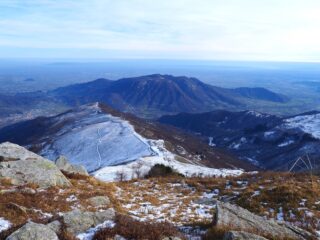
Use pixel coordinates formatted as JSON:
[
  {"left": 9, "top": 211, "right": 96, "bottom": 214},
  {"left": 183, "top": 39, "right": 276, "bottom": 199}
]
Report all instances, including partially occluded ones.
[
  {"left": 6, "top": 221, "right": 58, "bottom": 240},
  {"left": 55, "top": 155, "right": 88, "bottom": 176},
  {"left": 114, "top": 235, "right": 126, "bottom": 240},
  {"left": 0, "top": 142, "right": 71, "bottom": 188},
  {"left": 88, "top": 196, "right": 110, "bottom": 207},
  {"left": 214, "top": 201, "right": 310, "bottom": 240},
  {"left": 46, "top": 220, "right": 61, "bottom": 234},
  {"left": 195, "top": 197, "right": 217, "bottom": 205},
  {"left": 19, "top": 188, "right": 37, "bottom": 194},
  {"left": 223, "top": 231, "right": 268, "bottom": 240},
  {"left": 161, "top": 237, "right": 182, "bottom": 240},
  {"left": 62, "top": 208, "right": 115, "bottom": 235}
]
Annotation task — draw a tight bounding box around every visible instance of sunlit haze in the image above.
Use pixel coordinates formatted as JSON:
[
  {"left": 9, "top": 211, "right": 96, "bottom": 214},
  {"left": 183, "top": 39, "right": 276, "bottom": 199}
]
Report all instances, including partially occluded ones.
[{"left": 1, "top": 0, "right": 320, "bottom": 61}]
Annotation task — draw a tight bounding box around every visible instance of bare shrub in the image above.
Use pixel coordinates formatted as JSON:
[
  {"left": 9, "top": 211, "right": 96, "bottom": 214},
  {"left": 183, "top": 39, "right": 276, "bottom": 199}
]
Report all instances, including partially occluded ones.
[
  {"left": 131, "top": 161, "right": 144, "bottom": 179},
  {"left": 115, "top": 170, "right": 127, "bottom": 182}
]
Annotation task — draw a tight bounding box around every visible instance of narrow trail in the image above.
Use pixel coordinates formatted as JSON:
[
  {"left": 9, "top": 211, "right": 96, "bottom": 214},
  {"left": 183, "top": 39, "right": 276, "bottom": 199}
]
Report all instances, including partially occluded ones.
[{"left": 96, "top": 127, "right": 103, "bottom": 170}]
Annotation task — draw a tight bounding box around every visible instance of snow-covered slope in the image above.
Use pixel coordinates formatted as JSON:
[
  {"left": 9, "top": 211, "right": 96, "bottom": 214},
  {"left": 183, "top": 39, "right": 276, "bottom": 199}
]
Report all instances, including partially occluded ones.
[
  {"left": 22, "top": 103, "right": 243, "bottom": 181},
  {"left": 40, "top": 103, "right": 154, "bottom": 172},
  {"left": 284, "top": 113, "right": 320, "bottom": 139}
]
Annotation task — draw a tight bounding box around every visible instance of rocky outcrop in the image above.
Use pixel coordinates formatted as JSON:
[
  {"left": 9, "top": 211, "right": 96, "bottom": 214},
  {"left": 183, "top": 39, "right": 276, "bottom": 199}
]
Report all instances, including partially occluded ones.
[
  {"left": 55, "top": 155, "right": 88, "bottom": 176},
  {"left": 223, "top": 231, "right": 268, "bottom": 240},
  {"left": 214, "top": 201, "right": 311, "bottom": 240},
  {"left": 6, "top": 222, "right": 59, "bottom": 240},
  {"left": 0, "top": 142, "right": 71, "bottom": 188},
  {"left": 46, "top": 220, "right": 61, "bottom": 235},
  {"left": 88, "top": 196, "right": 110, "bottom": 207},
  {"left": 0, "top": 142, "right": 44, "bottom": 161},
  {"left": 62, "top": 208, "right": 115, "bottom": 235}
]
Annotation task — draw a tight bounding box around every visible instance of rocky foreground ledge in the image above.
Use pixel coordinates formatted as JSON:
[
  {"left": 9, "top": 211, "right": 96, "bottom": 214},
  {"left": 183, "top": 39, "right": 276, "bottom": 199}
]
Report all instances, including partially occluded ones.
[{"left": 0, "top": 142, "right": 317, "bottom": 240}]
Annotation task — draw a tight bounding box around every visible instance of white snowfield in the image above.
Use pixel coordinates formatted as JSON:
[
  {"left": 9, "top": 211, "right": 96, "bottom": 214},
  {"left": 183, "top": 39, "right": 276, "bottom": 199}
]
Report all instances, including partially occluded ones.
[
  {"left": 284, "top": 113, "right": 320, "bottom": 140},
  {"left": 41, "top": 103, "right": 243, "bottom": 181}
]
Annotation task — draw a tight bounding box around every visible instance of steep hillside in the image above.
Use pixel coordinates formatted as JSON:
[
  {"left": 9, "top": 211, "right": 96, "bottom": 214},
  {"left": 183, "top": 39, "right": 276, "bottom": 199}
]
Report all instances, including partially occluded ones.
[
  {"left": 0, "top": 103, "right": 253, "bottom": 181},
  {"left": 50, "top": 74, "right": 288, "bottom": 117},
  {"left": 159, "top": 110, "right": 320, "bottom": 171}
]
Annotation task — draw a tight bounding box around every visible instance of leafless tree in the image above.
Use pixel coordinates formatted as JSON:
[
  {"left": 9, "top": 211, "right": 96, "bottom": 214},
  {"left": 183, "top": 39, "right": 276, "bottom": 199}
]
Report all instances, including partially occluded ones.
[
  {"left": 131, "top": 161, "right": 144, "bottom": 179},
  {"left": 115, "top": 169, "right": 127, "bottom": 182}
]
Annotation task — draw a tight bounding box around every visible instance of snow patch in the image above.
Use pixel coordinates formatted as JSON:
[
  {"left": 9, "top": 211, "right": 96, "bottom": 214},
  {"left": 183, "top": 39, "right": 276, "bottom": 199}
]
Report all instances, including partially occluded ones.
[
  {"left": 278, "top": 140, "right": 295, "bottom": 147},
  {"left": 208, "top": 137, "right": 216, "bottom": 147},
  {"left": 77, "top": 220, "right": 115, "bottom": 240},
  {"left": 264, "top": 131, "right": 275, "bottom": 137},
  {"left": 0, "top": 218, "right": 11, "bottom": 232}
]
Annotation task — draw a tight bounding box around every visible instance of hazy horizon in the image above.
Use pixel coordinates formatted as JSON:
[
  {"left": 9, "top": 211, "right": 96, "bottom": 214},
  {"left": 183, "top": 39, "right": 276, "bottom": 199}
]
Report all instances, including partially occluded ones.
[{"left": 1, "top": 0, "right": 320, "bottom": 62}]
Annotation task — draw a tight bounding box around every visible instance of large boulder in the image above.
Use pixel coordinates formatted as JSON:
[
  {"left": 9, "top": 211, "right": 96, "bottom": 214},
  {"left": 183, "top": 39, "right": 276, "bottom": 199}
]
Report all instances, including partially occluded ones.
[
  {"left": 0, "top": 142, "right": 71, "bottom": 188},
  {"left": 6, "top": 222, "right": 58, "bottom": 240},
  {"left": 62, "top": 208, "right": 115, "bottom": 235},
  {"left": 214, "top": 201, "right": 311, "bottom": 240},
  {"left": 46, "top": 220, "right": 61, "bottom": 235},
  {"left": 0, "top": 142, "right": 44, "bottom": 161},
  {"left": 55, "top": 155, "right": 88, "bottom": 176},
  {"left": 88, "top": 196, "right": 110, "bottom": 207},
  {"left": 223, "top": 231, "right": 268, "bottom": 240}
]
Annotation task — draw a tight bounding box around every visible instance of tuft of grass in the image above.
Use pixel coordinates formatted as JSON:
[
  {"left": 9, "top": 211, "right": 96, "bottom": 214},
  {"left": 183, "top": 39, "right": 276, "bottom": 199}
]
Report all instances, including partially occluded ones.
[{"left": 93, "top": 214, "right": 184, "bottom": 240}]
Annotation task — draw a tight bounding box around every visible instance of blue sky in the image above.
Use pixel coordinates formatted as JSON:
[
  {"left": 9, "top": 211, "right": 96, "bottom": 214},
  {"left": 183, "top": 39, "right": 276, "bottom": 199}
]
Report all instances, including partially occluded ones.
[{"left": 0, "top": 0, "right": 320, "bottom": 61}]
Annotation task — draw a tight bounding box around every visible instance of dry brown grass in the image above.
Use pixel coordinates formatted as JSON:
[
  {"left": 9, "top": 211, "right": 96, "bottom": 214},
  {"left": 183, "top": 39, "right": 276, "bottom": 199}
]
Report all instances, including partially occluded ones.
[
  {"left": 114, "top": 172, "right": 320, "bottom": 234},
  {"left": 0, "top": 172, "right": 119, "bottom": 227},
  {"left": 93, "top": 214, "right": 184, "bottom": 240},
  {"left": 1, "top": 170, "right": 319, "bottom": 238}
]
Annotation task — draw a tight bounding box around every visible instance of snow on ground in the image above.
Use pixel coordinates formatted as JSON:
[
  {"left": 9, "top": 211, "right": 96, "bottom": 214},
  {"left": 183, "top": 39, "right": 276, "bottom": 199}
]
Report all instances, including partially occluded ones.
[
  {"left": 0, "top": 218, "right": 11, "bottom": 232},
  {"left": 39, "top": 103, "right": 243, "bottom": 181},
  {"left": 77, "top": 220, "right": 115, "bottom": 240},
  {"left": 208, "top": 137, "right": 216, "bottom": 147},
  {"left": 94, "top": 140, "right": 243, "bottom": 182},
  {"left": 116, "top": 180, "right": 216, "bottom": 226},
  {"left": 41, "top": 103, "right": 154, "bottom": 172},
  {"left": 264, "top": 131, "right": 275, "bottom": 137},
  {"left": 285, "top": 113, "right": 320, "bottom": 139},
  {"left": 278, "top": 140, "right": 295, "bottom": 147},
  {"left": 246, "top": 110, "right": 269, "bottom": 118}
]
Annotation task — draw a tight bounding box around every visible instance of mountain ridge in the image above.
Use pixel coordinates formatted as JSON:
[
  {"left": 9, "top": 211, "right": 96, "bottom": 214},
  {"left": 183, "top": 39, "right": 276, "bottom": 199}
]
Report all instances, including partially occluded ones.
[
  {"left": 0, "top": 102, "right": 255, "bottom": 181},
  {"left": 49, "top": 74, "right": 288, "bottom": 117},
  {"left": 158, "top": 109, "right": 320, "bottom": 170}
]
